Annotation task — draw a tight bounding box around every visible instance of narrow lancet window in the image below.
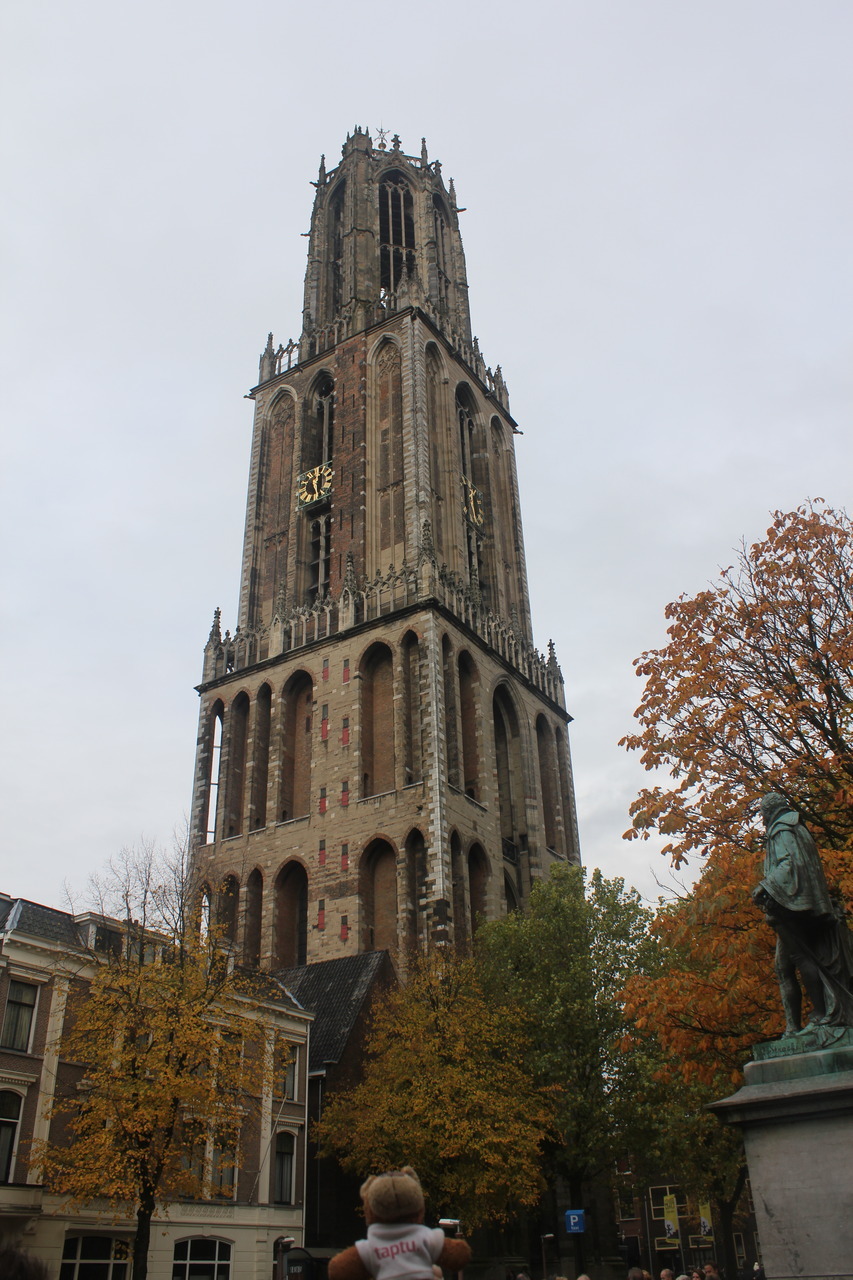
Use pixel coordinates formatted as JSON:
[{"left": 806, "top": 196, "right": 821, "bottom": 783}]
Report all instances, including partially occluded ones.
[{"left": 379, "top": 174, "right": 416, "bottom": 293}]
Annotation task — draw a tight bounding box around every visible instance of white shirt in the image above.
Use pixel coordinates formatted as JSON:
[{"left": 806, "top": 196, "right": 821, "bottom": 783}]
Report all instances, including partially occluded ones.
[{"left": 355, "top": 1223, "right": 446, "bottom": 1280}]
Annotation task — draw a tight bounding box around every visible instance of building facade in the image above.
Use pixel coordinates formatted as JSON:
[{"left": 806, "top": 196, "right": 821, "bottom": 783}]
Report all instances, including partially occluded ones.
[
  {"left": 0, "top": 894, "right": 311, "bottom": 1279},
  {"left": 191, "top": 128, "right": 581, "bottom": 970}
]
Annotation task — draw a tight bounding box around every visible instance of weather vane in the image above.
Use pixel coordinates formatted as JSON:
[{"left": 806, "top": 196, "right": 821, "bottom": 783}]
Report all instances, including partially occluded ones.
[{"left": 375, "top": 125, "right": 389, "bottom": 149}]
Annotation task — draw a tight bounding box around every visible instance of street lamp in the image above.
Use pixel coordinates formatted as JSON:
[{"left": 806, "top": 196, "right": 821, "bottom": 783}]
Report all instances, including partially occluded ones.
[
  {"left": 540, "top": 1233, "right": 555, "bottom": 1280},
  {"left": 274, "top": 1236, "right": 296, "bottom": 1280}
]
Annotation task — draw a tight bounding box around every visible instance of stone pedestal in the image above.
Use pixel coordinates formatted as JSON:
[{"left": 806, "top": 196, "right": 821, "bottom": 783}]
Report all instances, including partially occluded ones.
[{"left": 710, "top": 1029, "right": 853, "bottom": 1280}]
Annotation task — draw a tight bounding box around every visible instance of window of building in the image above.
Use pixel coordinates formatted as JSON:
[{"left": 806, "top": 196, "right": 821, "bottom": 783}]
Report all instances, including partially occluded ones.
[
  {"left": 282, "top": 1046, "right": 298, "bottom": 1100},
  {"left": 172, "top": 1237, "right": 232, "bottom": 1280},
  {"left": 1, "top": 980, "right": 37, "bottom": 1052},
  {"left": 379, "top": 174, "right": 416, "bottom": 293},
  {"left": 274, "top": 1130, "right": 295, "bottom": 1204},
  {"left": 0, "top": 1091, "right": 23, "bottom": 1183},
  {"left": 649, "top": 1185, "right": 688, "bottom": 1219},
  {"left": 60, "top": 1236, "right": 130, "bottom": 1280},
  {"left": 211, "top": 1144, "right": 236, "bottom": 1200}
]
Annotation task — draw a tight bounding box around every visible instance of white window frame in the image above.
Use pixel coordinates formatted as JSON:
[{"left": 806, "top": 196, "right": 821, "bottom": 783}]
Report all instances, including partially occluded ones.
[{"left": 273, "top": 1127, "right": 297, "bottom": 1205}]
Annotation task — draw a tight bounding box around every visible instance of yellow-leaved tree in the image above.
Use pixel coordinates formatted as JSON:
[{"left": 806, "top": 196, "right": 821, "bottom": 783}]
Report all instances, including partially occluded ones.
[
  {"left": 314, "top": 948, "right": 554, "bottom": 1229},
  {"left": 36, "top": 843, "right": 264, "bottom": 1280}
]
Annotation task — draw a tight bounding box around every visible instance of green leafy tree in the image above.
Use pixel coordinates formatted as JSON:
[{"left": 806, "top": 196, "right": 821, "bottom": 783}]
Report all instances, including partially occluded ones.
[
  {"left": 476, "top": 866, "right": 659, "bottom": 1205},
  {"left": 314, "top": 948, "right": 554, "bottom": 1229},
  {"left": 36, "top": 844, "right": 264, "bottom": 1280}
]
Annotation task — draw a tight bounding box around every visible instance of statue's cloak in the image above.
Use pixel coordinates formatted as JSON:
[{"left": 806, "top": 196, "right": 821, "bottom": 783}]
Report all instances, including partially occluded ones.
[{"left": 759, "top": 809, "right": 835, "bottom": 918}]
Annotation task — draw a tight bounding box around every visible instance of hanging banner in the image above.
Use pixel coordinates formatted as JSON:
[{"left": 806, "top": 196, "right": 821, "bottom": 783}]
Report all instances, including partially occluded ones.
[
  {"left": 662, "top": 1193, "right": 681, "bottom": 1243},
  {"left": 697, "top": 1201, "right": 715, "bottom": 1247}
]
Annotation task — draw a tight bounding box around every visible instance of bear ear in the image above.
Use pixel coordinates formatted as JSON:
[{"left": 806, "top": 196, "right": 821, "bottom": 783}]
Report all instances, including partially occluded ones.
[
  {"left": 360, "top": 1175, "right": 376, "bottom": 1201},
  {"left": 400, "top": 1167, "right": 418, "bottom": 1181}
]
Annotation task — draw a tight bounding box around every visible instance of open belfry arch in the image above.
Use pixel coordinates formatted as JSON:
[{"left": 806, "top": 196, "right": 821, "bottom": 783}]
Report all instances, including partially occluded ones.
[{"left": 190, "top": 127, "right": 581, "bottom": 970}]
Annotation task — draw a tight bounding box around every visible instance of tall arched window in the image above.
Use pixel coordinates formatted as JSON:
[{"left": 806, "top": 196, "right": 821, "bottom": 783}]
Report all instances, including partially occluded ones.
[
  {"left": 493, "top": 686, "right": 524, "bottom": 864},
  {"left": 0, "top": 1091, "right": 22, "bottom": 1183},
  {"left": 425, "top": 345, "right": 446, "bottom": 557},
  {"left": 328, "top": 181, "right": 346, "bottom": 316},
  {"left": 468, "top": 844, "right": 488, "bottom": 936},
  {"left": 360, "top": 839, "right": 398, "bottom": 953},
  {"left": 375, "top": 341, "right": 404, "bottom": 561},
  {"left": 450, "top": 831, "right": 467, "bottom": 949},
  {"left": 433, "top": 195, "right": 451, "bottom": 314},
  {"left": 244, "top": 869, "right": 263, "bottom": 968},
  {"left": 302, "top": 374, "right": 334, "bottom": 472},
  {"left": 204, "top": 702, "right": 224, "bottom": 844},
  {"left": 456, "top": 387, "right": 487, "bottom": 596},
  {"left": 274, "top": 862, "right": 308, "bottom": 968},
  {"left": 402, "top": 631, "right": 422, "bottom": 784},
  {"left": 404, "top": 828, "right": 426, "bottom": 952},
  {"left": 251, "top": 683, "right": 272, "bottom": 831},
  {"left": 217, "top": 875, "right": 239, "bottom": 946},
  {"left": 279, "top": 672, "right": 313, "bottom": 821},
  {"left": 536, "top": 715, "right": 559, "bottom": 853},
  {"left": 224, "top": 693, "right": 250, "bottom": 837},
  {"left": 442, "top": 636, "right": 459, "bottom": 787},
  {"left": 274, "top": 1131, "right": 296, "bottom": 1204},
  {"left": 361, "top": 643, "right": 395, "bottom": 797},
  {"left": 257, "top": 395, "right": 294, "bottom": 629},
  {"left": 458, "top": 651, "right": 480, "bottom": 799},
  {"left": 490, "top": 416, "right": 515, "bottom": 618},
  {"left": 379, "top": 172, "right": 416, "bottom": 292}
]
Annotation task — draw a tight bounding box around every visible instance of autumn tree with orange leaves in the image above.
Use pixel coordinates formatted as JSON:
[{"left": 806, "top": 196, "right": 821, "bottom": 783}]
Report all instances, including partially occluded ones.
[
  {"left": 315, "top": 948, "right": 554, "bottom": 1230},
  {"left": 619, "top": 501, "right": 853, "bottom": 1273}
]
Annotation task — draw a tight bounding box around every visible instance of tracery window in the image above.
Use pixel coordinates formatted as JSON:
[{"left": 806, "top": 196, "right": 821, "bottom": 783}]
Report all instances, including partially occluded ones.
[{"left": 379, "top": 173, "right": 416, "bottom": 293}]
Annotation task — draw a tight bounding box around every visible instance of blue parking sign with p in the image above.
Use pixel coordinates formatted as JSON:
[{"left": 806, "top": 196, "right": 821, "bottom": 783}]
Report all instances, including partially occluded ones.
[{"left": 565, "top": 1210, "right": 585, "bottom": 1233}]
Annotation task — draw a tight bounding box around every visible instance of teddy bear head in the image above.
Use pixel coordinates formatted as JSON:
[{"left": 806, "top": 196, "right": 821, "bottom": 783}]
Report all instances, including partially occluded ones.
[{"left": 360, "top": 1166, "right": 425, "bottom": 1225}]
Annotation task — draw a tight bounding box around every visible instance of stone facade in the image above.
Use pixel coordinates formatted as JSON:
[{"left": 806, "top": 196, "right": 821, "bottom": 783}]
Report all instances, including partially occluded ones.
[{"left": 190, "top": 128, "right": 581, "bottom": 969}]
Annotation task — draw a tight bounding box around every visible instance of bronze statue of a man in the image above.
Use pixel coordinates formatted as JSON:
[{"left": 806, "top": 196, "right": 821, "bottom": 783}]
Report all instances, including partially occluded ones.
[{"left": 753, "top": 792, "right": 853, "bottom": 1033}]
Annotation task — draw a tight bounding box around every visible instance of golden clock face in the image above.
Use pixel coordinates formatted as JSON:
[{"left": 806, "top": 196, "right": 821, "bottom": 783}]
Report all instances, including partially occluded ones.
[
  {"left": 462, "top": 476, "right": 485, "bottom": 527},
  {"left": 297, "top": 463, "right": 333, "bottom": 507}
]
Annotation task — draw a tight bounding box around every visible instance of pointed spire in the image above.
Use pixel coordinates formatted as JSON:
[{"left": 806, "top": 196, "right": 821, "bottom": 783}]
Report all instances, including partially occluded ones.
[
  {"left": 421, "top": 137, "right": 429, "bottom": 167},
  {"left": 318, "top": 153, "right": 326, "bottom": 184},
  {"left": 207, "top": 607, "right": 222, "bottom": 646},
  {"left": 448, "top": 177, "right": 457, "bottom": 207}
]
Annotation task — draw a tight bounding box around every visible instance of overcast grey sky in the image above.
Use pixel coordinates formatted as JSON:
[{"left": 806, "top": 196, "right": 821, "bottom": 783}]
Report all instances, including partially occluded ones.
[{"left": 2, "top": 1, "right": 851, "bottom": 908}]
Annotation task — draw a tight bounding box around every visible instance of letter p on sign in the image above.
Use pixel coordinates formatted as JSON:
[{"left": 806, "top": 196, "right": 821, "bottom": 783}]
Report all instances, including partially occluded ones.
[{"left": 564, "top": 1210, "right": 585, "bottom": 1234}]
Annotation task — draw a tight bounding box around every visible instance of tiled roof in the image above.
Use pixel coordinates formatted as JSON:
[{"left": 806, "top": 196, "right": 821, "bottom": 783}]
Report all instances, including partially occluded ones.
[
  {"left": 0, "top": 897, "right": 83, "bottom": 949},
  {"left": 275, "top": 951, "right": 392, "bottom": 1071}
]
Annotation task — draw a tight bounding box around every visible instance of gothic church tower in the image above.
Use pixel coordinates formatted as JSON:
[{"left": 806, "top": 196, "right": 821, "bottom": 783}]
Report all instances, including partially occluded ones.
[{"left": 190, "top": 128, "right": 580, "bottom": 969}]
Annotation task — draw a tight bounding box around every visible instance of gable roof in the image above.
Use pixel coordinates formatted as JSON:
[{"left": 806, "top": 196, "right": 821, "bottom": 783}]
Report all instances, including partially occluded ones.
[{"left": 275, "top": 951, "right": 392, "bottom": 1071}]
